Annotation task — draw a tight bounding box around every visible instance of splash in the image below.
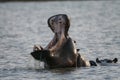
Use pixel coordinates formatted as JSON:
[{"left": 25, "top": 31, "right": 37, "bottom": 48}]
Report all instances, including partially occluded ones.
[{"left": 27, "top": 55, "right": 44, "bottom": 69}]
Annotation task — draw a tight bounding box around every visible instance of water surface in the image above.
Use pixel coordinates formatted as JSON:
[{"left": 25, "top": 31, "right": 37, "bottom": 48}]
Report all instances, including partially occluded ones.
[{"left": 0, "top": 1, "right": 120, "bottom": 80}]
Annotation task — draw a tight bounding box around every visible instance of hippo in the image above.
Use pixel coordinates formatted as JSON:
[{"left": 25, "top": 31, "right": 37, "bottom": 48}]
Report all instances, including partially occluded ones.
[
  {"left": 96, "top": 58, "right": 118, "bottom": 66},
  {"left": 31, "top": 14, "right": 97, "bottom": 69}
]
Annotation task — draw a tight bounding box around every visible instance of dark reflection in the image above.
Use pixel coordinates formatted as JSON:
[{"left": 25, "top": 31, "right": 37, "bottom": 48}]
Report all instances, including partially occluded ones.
[
  {"left": 28, "top": 67, "right": 78, "bottom": 74},
  {"left": 48, "top": 67, "right": 79, "bottom": 74}
]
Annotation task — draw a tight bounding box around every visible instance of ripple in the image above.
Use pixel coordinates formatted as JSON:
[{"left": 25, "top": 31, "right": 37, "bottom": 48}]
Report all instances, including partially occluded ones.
[{"left": 0, "top": 1, "right": 120, "bottom": 80}]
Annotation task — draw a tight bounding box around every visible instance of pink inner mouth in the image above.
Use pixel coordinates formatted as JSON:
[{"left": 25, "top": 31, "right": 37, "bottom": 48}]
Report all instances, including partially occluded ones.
[
  {"left": 46, "top": 15, "right": 68, "bottom": 51},
  {"left": 52, "top": 27, "right": 66, "bottom": 51},
  {"left": 45, "top": 14, "right": 70, "bottom": 52},
  {"left": 50, "top": 15, "right": 66, "bottom": 39}
]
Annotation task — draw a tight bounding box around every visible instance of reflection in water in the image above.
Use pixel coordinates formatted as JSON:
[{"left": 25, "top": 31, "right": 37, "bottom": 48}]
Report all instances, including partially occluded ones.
[{"left": 50, "top": 67, "right": 77, "bottom": 74}]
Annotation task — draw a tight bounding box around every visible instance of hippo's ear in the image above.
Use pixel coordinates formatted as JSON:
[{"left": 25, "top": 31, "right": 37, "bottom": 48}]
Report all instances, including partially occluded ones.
[
  {"left": 96, "top": 58, "right": 101, "bottom": 63},
  {"left": 89, "top": 60, "right": 97, "bottom": 66},
  {"left": 113, "top": 58, "right": 118, "bottom": 63}
]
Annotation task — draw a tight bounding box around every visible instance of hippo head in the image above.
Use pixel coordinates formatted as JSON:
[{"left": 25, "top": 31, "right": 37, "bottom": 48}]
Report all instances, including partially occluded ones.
[
  {"left": 48, "top": 14, "right": 70, "bottom": 36},
  {"left": 96, "top": 58, "right": 118, "bottom": 66}
]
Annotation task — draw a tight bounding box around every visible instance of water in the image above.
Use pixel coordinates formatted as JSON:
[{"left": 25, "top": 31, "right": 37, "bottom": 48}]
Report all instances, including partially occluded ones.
[{"left": 0, "top": 1, "right": 120, "bottom": 80}]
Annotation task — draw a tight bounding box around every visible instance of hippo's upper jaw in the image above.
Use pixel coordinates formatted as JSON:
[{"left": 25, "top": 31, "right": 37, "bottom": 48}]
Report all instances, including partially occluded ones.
[{"left": 48, "top": 14, "right": 70, "bottom": 37}]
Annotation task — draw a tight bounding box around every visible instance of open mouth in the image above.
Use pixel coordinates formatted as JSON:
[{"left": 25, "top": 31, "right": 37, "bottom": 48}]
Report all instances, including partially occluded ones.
[
  {"left": 48, "top": 14, "right": 70, "bottom": 36},
  {"left": 47, "top": 14, "right": 70, "bottom": 50}
]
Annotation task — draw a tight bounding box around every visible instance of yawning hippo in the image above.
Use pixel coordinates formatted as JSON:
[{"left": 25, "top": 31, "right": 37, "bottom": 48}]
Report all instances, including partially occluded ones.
[{"left": 31, "top": 14, "right": 97, "bottom": 69}]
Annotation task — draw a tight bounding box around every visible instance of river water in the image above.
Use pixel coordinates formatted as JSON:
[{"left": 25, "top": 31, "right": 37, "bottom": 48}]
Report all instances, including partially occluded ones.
[{"left": 0, "top": 1, "right": 120, "bottom": 80}]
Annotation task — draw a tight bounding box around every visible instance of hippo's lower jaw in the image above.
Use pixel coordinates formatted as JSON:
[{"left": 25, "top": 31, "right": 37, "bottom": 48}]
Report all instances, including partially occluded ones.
[{"left": 31, "top": 50, "right": 50, "bottom": 61}]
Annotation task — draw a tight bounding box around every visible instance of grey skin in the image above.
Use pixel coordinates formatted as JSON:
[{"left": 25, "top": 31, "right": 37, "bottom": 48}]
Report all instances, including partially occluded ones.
[
  {"left": 31, "top": 14, "right": 97, "bottom": 69},
  {"left": 96, "top": 58, "right": 118, "bottom": 64}
]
